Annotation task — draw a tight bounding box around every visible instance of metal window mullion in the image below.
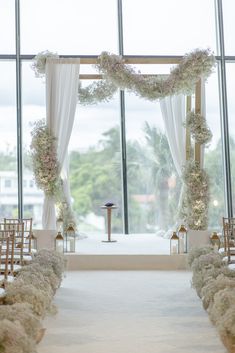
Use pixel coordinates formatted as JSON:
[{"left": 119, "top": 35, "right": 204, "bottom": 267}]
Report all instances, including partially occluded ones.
[
  {"left": 216, "top": 0, "right": 233, "bottom": 217},
  {"left": 117, "top": 0, "right": 129, "bottom": 234},
  {"left": 15, "top": 0, "right": 23, "bottom": 219},
  {"left": 119, "top": 91, "right": 129, "bottom": 234}
]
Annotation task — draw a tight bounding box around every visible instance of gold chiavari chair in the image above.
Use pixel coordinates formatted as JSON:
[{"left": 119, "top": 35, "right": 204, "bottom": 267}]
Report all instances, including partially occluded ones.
[
  {"left": 0, "top": 222, "right": 24, "bottom": 266},
  {"left": 0, "top": 237, "right": 9, "bottom": 281},
  {"left": 4, "top": 218, "right": 33, "bottom": 256},
  {"left": 0, "top": 230, "right": 16, "bottom": 281},
  {"left": 222, "top": 217, "right": 235, "bottom": 264}
]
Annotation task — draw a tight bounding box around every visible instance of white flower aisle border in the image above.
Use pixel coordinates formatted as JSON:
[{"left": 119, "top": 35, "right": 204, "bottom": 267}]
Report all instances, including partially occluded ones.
[
  {"left": 0, "top": 249, "right": 66, "bottom": 353},
  {"left": 31, "top": 48, "right": 215, "bottom": 230},
  {"left": 188, "top": 246, "right": 235, "bottom": 352}
]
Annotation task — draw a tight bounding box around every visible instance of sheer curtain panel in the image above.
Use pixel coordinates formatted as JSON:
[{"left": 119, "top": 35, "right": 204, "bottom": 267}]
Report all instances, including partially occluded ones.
[
  {"left": 160, "top": 94, "right": 186, "bottom": 177},
  {"left": 42, "top": 59, "right": 80, "bottom": 230}
]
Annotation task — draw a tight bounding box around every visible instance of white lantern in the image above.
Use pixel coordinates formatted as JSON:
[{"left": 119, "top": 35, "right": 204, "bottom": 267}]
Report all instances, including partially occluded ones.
[
  {"left": 30, "top": 232, "right": 37, "bottom": 252},
  {"left": 170, "top": 232, "right": 179, "bottom": 255},
  {"left": 65, "top": 224, "right": 76, "bottom": 253},
  {"left": 55, "top": 232, "right": 64, "bottom": 253},
  {"left": 210, "top": 231, "right": 220, "bottom": 250},
  {"left": 178, "top": 225, "right": 187, "bottom": 253}
]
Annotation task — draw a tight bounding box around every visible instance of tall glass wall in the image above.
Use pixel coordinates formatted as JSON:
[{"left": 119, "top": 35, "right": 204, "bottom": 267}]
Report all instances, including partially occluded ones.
[{"left": 0, "top": 0, "right": 233, "bottom": 233}]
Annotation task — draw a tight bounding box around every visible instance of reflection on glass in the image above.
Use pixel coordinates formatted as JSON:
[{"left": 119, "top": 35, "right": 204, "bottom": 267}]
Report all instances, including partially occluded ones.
[
  {"left": 22, "top": 62, "right": 45, "bottom": 228},
  {"left": 69, "top": 86, "right": 123, "bottom": 234},
  {"left": 0, "top": 0, "right": 15, "bottom": 54},
  {"left": 20, "top": 0, "right": 117, "bottom": 54},
  {"left": 125, "top": 92, "right": 181, "bottom": 234},
  {"left": 204, "top": 67, "right": 225, "bottom": 230},
  {"left": 0, "top": 61, "right": 17, "bottom": 217},
  {"left": 123, "top": 0, "right": 216, "bottom": 55}
]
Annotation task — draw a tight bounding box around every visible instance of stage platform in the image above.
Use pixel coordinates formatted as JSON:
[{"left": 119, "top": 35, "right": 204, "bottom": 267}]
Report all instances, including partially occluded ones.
[
  {"left": 34, "top": 232, "right": 189, "bottom": 270},
  {"left": 65, "top": 253, "right": 188, "bottom": 270}
]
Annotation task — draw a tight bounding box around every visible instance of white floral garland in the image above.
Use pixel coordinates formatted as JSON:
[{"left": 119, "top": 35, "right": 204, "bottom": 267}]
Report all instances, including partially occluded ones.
[
  {"left": 186, "top": 111, "right": 212, "bottom": 145},
  {"left": 31, "top": 50, "right": 59, "bottom": 78},
  {"left": 180, "top": 160, "right": 210, "bottom": 230},
  {"left": 30, "top": 119, "right": 60, "bottom": 198},
  {"left": 32, "top": 48, "right": 215, "bottom": 104},
  {"left": 96, "top": 48, "right": 215, "bottom": 101},
  {"left": 30, "top": 120, "right": 76, "bottom": 229}
]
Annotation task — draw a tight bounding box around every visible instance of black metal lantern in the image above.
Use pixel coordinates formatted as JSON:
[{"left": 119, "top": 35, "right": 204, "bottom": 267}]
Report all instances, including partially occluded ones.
[
  {"left": 65, "top": 224, "right": 76, "bottom": 253},
  {"left": 178, "top": 224, "right": 187, "bottom": 253},
  {"left": 170, "top": 232, "right": 179, "bottom": 255},
  {"left": 55, "top": 231, "right": 64, "bottom": 253},
  {"left": 210, "top": 231, "right": 220, "bottom": 250}
]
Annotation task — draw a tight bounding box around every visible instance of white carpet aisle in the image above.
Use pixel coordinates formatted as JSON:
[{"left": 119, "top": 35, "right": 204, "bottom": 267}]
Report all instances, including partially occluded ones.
[{"left": 38, "top": 271, "right": 226, "bottom": 353}]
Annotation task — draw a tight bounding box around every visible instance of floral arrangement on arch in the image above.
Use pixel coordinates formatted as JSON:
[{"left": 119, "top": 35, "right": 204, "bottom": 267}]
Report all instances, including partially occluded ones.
[
  {"left": 32, "top": 48, "right": 216, "bottom": 105},
  {"left": 30, "top": 120, "right": 76, "bottom": 228},
  {"left": 186, "top": 111, "right": 212, "bottom": 145},
  {"left": 30, "top": 119, "right": 61, "bottom": 198},
  {"left": 180, "top": 160, "right": 210, "bottom": 230},
  {"left": 32, "top": 50, "right": 59, "bottom": 78}
]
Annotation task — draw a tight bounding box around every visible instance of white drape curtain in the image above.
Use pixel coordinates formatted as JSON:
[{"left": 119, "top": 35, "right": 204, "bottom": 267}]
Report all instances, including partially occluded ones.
[
  {"left": 42, "top": 59, "right": 80, "bottom": 230},
  {"left": 160, "top": 94, "right": 186, "bottom": 177}
]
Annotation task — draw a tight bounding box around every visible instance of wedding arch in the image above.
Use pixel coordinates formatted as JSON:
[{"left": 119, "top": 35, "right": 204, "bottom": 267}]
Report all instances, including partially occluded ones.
[{"left": 31, "top": 49, "right": 215, "bottom": 231}]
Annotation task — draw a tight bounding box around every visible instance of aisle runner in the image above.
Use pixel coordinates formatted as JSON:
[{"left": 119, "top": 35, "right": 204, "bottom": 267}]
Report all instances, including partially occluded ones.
[{"left": 38, "top": 271, "right": 226, "bottom": 353}]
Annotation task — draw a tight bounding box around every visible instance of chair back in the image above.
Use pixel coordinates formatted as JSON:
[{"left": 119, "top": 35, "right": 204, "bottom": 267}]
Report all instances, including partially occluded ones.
[
  {"left": 0, "top": 222, "right": 24, "bottom": 264},
  {"left": 222, "top": 217, "right": 235, "bottom": 263},
  {"left": 4, "top": 218, "right": 33, "bottom": 255},
  {"left": 0, "top": 230, "right": 15, "bottom": 279}
]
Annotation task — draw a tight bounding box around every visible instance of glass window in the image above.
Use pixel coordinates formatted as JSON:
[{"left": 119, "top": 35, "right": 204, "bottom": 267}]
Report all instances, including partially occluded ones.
[
  {"left": 5, "top": 179, "right": 12, "bottom": 188},
  {"left": 0, "top": 61, "right": 17, "bottom": 217},
  {"left": 22, "top": 61, "right": 45, "bottom": 228},
  {"left": 69, "top": 84, "right": 123, "bottom": 234},
  {"left": 20, "top": 0, "right": 118, "bottom": 54},
  {"left": 0, "top": 0, "right": 15, "bottom": 54},
  {"left": 122, "top": 0, "right": 217, "bottom": 55},
  {"left": 125, "top": 90, "right": 180, "bottom": 234},
  {"left": 222, "top": 0, "right": 235, "bottom": 55},
  {"left": 225, "top": 63, "right": 235, "bottom": 217},
  {"left": 204, "top": 66, "right": 225, "bottom": 231}
]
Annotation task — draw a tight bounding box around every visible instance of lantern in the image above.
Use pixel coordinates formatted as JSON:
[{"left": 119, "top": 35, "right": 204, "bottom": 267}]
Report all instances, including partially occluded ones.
[
  {"left": 30, "top": 232, "right": 37, "bottom": 252},
  {"left": 170, "top": 232, "right": 179, "bottom": 255},
  {"left": 65, "top": 224, "right": 76, "bottom": 253},
  {"left": 178, "top": 225, "right": 187, "bottom": 253},
  {"left": 56, "top": 217, "right": 64, "bottom": 233},
  {"left": 55, "top": 232, "right": 64, "bottom": 253},
  {"left": 210, "top": 231, "right": 220, "bottom": 250}
]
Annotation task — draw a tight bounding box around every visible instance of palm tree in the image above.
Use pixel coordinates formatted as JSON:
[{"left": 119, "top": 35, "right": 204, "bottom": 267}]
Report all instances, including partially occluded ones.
[{"left": 144, "top": 122, "right": 175, "bottom": 230}]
